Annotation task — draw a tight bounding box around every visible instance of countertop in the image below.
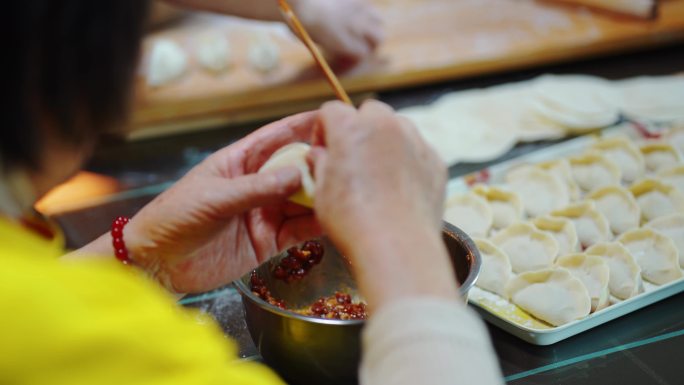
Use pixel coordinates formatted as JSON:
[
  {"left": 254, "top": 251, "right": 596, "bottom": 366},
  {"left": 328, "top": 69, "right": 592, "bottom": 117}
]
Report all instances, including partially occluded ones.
[{"left": 55, "top": 44, "right": 684, "bottom": 385}]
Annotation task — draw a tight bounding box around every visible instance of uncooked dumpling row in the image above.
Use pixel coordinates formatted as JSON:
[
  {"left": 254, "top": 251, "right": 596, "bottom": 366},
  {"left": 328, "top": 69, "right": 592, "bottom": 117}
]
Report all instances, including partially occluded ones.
[
  {"left": 587, "top": 185, "right": 640, "bottom": 235},
  {"left": 537, "top": 159, "right": 581, "bottom": 201},
  {"left": 259, "top": 143, "right": 315, "bottom": 208},
  {"left": 646, "top": 214, "right": 684, "bottom": 269},
  {"left": 657, "top": 165, "right": 684, "bottom": 192},
  {"left": 568, "top": 152, "right": 622, "bottom": 192},
  {"left": 589, "top": 136, "right": 645, "bottom": 183},
  {"left": 640, "top": 143, "right": 681, "bottom": 174},
  {"left": 556, "top": 254, "right": 610, "bottom": 312},
  {"left": 505, "top": 268, "right": 592, "bottom": 326},
  {"left": 586, "top": 242, "right": 643, "bottom": 300},
  {"left": 551, "top": 201, "right": 612, "bottom": 248},
  {"left": 472, "top": 185, "right": 523, "bottom": 230},
  {"left": 533, "top": 215, "right": 579, "bottom": 255},
  {"left": 630, "top": 179, "right": 684, "bottom": 223},
  {"left": 505, "top": 166, "right": 569, "bottom": 217},
  {"left": 491, "top": 222, "right": 559, "bottom": 273},
  {"left": 474, "top": 238, "right": 513, "bottom": 297},
  {"left": 443, "top": 193, "right": 493, "bottom": 238},
  {"left": 618, "top": 228, "right": 683, "bottom": 285}
]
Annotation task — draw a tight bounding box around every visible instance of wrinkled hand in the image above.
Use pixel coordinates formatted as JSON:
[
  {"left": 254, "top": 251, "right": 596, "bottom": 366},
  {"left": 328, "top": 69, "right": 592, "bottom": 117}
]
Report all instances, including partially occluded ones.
[
  {"left": 125, "top": 112, "right": 322, "bottom": 293},
  {"left": 294, "top": 0, "right": 384, "bottom": 61}
]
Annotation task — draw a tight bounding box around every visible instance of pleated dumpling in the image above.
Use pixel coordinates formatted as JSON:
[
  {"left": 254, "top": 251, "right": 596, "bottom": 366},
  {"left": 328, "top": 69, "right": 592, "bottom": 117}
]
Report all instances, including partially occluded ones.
[
  {"left": 259, "top": 143, "right": 315, "bottom": 207},
  {"left": 556, "top": 254, "right": 610, "bottom": 312},
  {"left": 586, "top": 242, "right": 643, "bottom": 300},
  {"left": 474, "top": 238, "right": 512, "bottom": 296},
  {"left": 618, "top": 228, "right": 683, "bottom": 285},
  {"left": 505, "top": 166, "right": 569, "bottom": 217},
  {"left": 568, "top": 152, "right": 622, "bottom": 192},
  {"left": 533, "top": 215, "right": 579, "bottom": 255},
  {"left": 491, "top": 222, "right": 559, "bottom": 273},
  {"left": 537, "top": 159, "right": 581, "bottom": 201},
  {"left": 630, "top": 178, "right": 684, "bottom": 223},
  {"left": 646, "top": 214, "right": 684, "bottom": 269},
  {"left": 551, "top": 201, "right": 612, "bottom": 248},
  {"left": 472, "top": 185, "right": 523, "bottom": 230},
  {"left": 505, "top": 268, "right": 591, "bottom": 326},
  {"left": 444, "top": 192, "right": 493, "bottom": 238},
  {"left": 658, "top": 165, "right": 684, "bottom": 192},
  {"left": 587, "top": 185, "right": 640, "bottom": 235},
  {"left": 589, "top": 136, "right": 645, "bottom": 183},
  {"left": 640, "top": 143, "right": 681, "bottom": 174}
]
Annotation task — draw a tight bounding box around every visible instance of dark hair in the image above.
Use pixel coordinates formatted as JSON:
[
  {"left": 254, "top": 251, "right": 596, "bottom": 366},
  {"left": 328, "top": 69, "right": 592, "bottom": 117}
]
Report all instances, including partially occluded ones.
[{"left": 4, "top": 1, "right": 151, "bottom": 170}]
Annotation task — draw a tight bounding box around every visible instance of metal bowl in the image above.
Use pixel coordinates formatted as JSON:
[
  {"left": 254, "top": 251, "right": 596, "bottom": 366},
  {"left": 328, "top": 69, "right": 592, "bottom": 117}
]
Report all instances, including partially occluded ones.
[{"left": 234, "top": 222, "right": 480, "bottom": 385}]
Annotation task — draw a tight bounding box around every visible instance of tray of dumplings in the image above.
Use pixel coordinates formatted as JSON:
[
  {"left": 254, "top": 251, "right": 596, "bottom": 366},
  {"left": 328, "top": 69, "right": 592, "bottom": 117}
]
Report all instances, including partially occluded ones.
[{"left": 446, "top": 122, "right": 684, "bottom": 345}]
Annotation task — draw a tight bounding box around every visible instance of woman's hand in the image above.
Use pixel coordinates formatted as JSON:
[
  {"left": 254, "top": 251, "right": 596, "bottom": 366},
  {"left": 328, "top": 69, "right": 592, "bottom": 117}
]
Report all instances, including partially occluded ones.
[
  {"left": 122, "top": 112, "right": 322, "bottom": 293},
  {"left": 310, "top": 100, "right": 458, "bottom": 310}
]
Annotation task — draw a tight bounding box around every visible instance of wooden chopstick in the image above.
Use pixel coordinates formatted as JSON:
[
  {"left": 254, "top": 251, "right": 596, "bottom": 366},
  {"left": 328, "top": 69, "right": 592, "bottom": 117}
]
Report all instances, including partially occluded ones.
[{"left": 278, "top": 0, "right": 353, "bottom": 105}]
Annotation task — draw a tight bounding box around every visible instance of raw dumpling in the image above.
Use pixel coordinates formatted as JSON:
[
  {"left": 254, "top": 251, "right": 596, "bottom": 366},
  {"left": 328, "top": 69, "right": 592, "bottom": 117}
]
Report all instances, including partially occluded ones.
[
  {"left": 589, "top": 136, "right": 645, "bottom": 183},
  {"left": 556, "top": 254, "right": 610, "bottom": 312},
  {"left": 630, "top": 178, "right": 684, "bottom": 222},
  {"left": 472, "top": 185, "right": 523, "bottom": 230},
  {"left": 663, "top": 125, "right": 684, "bottom": 155},
  {"left": 537, "top": 159, "right": 581, "bottom": 201},
  {"left": 657, "top": 165, "right": 684, "bottom": 192},
  {"left": 146, "top": 39, "right": 188, "bottom": 87},
  {"left": 505, "top": 268, "right": 591, "bottom": 326},
  {"left": 586, "top": 242, "right": 643, "bottom": 300},
  {"left": 505, "top": 166, "right": 569, "bottom": 217},
  {"left": 443, "top": 193, "right": 493, "bottom": 238},
  {"left": 248, "top": 34, "right": 280, "bottom": 73},
  {"left": 196, "top": 33, "right": 231, "bottom": 72},
  {"left": 533, "top": 215, "right": 579, "bottom": 255},
  {"left": 640, "top": 143, "right": 681, "bottom": 173},
  {"left": 618, "top": 228, "right": 683, "bottom": 285},
  {"left": 529, "top": 75, "right": 620, "bottom": 131},
  {"left": 474, "top": 238, "right": 512, "bottom": 296},
  {"left": 587, "top": 185, "right": 640, "bottom": 235},
  {"left": 646, "top": 214, "right": 684, "bottom": 268},
  {"left": 568, "top": 152, "right": 622, "bottom": 192},
  {"left": 551, "top": 201, "right": 612, "bottom": 248},
  {"left": 259, "top": 143, "right": 314, "bottom": 207},
  {"left": 491, "top": 222, "right": 559, "bottom": 273}
]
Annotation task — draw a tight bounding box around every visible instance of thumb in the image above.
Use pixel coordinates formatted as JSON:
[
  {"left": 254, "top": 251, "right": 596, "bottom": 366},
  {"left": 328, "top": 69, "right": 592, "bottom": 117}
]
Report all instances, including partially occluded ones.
[
  {"left": 308, "top": 146, "right": 329, "bottom": 185},
  {"left": 211, "top": 167, "right": 302, "bottom": 215}
]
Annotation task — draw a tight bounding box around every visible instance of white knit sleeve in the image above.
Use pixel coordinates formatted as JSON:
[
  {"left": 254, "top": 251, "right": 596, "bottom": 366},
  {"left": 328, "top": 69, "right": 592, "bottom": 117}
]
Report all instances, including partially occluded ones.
[{"left": 359, "top": 298, "right": 504, "bottom": 385}]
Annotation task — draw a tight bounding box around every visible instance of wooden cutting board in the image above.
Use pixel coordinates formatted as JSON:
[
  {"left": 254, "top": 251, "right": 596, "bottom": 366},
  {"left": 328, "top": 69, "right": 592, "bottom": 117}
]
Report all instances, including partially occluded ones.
[{"left": 130, "top": 0, "right": 684, "bottom": 138}]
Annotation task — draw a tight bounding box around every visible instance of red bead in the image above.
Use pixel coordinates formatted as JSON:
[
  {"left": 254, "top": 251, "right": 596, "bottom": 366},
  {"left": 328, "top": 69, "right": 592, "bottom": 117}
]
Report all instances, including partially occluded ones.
[{"left": 111, "top": 216, "right": 132, "bottom": 265}]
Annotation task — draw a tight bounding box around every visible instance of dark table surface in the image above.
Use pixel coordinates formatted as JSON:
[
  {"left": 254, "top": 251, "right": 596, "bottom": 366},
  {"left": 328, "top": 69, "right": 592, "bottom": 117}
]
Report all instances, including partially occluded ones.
[{"left": 56, "top": 44, "right": 684, "bottom": 384}]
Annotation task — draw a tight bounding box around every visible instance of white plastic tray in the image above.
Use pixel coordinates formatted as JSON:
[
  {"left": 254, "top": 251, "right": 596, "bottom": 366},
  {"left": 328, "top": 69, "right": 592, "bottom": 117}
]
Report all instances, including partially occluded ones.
[{"left": 451, "top": 123, "right": 684, "bottom": 345}]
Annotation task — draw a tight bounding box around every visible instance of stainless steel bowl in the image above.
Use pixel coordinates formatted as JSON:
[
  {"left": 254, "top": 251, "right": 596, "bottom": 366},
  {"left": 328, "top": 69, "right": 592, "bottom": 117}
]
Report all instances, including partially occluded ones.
[{"left": 234, "top": 222, "right": 481, "bottom": 385}]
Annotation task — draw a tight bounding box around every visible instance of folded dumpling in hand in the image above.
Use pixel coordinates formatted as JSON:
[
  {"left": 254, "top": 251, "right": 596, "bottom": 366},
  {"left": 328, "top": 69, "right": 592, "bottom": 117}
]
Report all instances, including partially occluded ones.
[
  {"left": 505, "top": 268, "right": 591, "bottom": 326},
  {"left": 556, "top": 254, "right": 610, "bottom": 312},
  {"left": 259, "top": 143, "right": 315, "bottom": 208},
  {"left": 586, "top": 242, "right": 643, "bottom": 300},
  {"left": 618, "top": 228, "right": 683, "bottom": 285},
  {"left": 474, "top": 238, "right": 512, "bottom": 297},
  {"left": 491, "top": 222, "right": 559, "bottom": 273}
]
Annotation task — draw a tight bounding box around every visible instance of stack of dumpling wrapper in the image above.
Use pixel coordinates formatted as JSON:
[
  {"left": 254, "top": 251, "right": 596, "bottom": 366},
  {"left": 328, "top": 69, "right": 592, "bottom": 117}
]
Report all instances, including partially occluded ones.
[
  {"left": 444, "top": 127, "right": 684, "bottom": 327},
  {"left": 400, "top": 74, "right": 684, "bottom": 167}
]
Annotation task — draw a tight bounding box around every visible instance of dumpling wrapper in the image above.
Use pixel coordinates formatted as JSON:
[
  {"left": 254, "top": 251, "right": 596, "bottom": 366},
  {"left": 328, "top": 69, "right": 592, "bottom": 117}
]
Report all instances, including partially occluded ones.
[
  {"left": 443, "top": 193, "right": 493, "bottom": 238},
  {"left": 589, "top": 136, "right": 645, "bottom": 183},
  {"left": 618, "top": 228, "right": 683, "bottom": 285},
  {"left": 537, "top": 159, "right": 581, "bottom": 201},
  {"left": 259, "top": 143, "right": 315, "bottom": 208},
  {"left": 640, "top": 143, "right": 681, "bottom": 174},
  {"left": 587, "top": 185, "right": 640, "bottom": 235},
  {"left": 551, "top": 201, "right": 611, "bottom": 248},
  {"left": 146, "top": 39, "right": 188, "bottom": 87},
  {"left": 529, "top": 74, "right": 620, "bottom": 131},
  {"left": 505, "top": 268, "right": 591, "bottom": 326},
  {"left": 586, "top": 242, "right": 643, "bottom": 300},
  {"left": 505, "top": 166, "right": 569, "bottom": 217},
  {"left": 616, "top": 76, "right": 684, "bottom": 123},
  {"left": 474, "top": 238, "right": 512, "bottom": 297},
  {"left": 646, "top": 214, "right": 684, "bottom": 269},
  {"left": 657, "top": 165, "right": 684, "bottom": 192},
  {"left": 491, "top": 222, "right": 559, "bottom": 273},
  {"left": 472, "top": 185, "right": 523, "bottom": 230},
  {"left": 630, "top": 178, "right": 684, "bottom": 223},
  {"left": 568, "top": 152, "right": 622, "bottom": 192},
  {"left": 556, "top": 253, "right": 610, "bottom": 312},
  {"left": 533, "top": 215, "right": 579, "bottom": 255}
]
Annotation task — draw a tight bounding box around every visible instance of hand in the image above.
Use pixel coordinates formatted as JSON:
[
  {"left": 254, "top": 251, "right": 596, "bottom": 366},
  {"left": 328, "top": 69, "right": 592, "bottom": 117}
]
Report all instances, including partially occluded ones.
[
  {"left": 293, "top": 0, "right": 384, "bottom": 61},
  {"left": 124, "top": 112, "right": 322, "bottom": 293},
  {"left": 310, "top": 101, "right": 457, "bottom": 309}
]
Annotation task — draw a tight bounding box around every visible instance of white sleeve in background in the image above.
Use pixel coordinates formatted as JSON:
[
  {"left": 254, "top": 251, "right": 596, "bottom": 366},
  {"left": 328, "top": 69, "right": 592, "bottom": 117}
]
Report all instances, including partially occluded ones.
[{"left": 360, "top": 298, "right": 505, "bottom": 385}]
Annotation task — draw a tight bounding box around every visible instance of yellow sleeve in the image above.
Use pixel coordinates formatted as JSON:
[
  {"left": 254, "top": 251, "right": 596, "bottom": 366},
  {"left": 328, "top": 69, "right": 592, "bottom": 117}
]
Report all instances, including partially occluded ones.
[{"left": 0, "top": 251, "right": 284, "bottom": 385}]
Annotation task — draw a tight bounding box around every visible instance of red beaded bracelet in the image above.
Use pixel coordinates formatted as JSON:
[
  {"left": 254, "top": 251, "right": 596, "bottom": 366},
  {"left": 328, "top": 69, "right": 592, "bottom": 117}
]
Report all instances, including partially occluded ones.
[{"left": 111, "top": 216, "right": 132, "bottom": 265}]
